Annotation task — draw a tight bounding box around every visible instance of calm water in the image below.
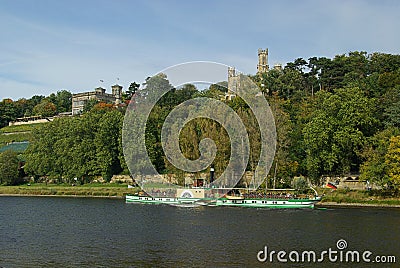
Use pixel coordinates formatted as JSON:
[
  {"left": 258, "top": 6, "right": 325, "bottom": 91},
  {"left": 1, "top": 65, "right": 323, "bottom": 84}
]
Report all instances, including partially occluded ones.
[{"left": 0, "top": 196, "right": 399, "bottom": 267}]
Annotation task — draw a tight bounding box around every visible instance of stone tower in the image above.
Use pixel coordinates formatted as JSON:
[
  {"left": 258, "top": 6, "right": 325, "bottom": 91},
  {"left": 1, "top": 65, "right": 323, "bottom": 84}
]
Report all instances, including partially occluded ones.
[
  {"left": 226, "top": 67, "right": 239, "bottom": 100},
  {"left": 112, "top": 84, "right": 123, "bottom": 104},
  {"left": 257, "top": 48, "right": 269, "bottom": 74}
]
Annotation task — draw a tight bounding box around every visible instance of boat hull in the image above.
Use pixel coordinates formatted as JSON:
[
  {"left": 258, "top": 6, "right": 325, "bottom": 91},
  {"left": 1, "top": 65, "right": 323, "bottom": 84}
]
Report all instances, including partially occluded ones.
[
  {"left": 125, "top": 195, "right": 208, "bottom": 206},
  {"left": 216, "top": 197, "right": 321, "bottom": 208},
  {"left": 126, "top": 195, "right": 321, "bottom": 208}
]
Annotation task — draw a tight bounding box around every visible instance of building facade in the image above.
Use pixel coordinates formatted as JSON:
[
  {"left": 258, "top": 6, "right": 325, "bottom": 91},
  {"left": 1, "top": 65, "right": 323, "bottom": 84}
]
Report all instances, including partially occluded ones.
[{"left": 72, "top": 85, "right": 122, "bottom": 115}]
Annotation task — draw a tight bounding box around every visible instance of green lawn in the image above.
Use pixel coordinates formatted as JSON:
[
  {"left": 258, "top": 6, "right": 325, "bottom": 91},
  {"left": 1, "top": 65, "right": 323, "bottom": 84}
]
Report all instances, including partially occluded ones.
[
  {"left": 0, "top": 183, "right": 139, "bottom": 197},
  {"left": 0, "top": 133, "right": 31, "bottom": 147},
  {"left": 0, "top": 123, "right": 39, "bottom": 133},
  {"left": 318, "top": 188, "right": 400, "bottom": 206}
]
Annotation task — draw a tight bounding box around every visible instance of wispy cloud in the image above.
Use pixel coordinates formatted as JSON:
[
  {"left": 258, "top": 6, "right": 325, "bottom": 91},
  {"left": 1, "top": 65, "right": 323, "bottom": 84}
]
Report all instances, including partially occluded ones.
[{"left": 0, "top": 0, "right": 399, "bottom": 100}]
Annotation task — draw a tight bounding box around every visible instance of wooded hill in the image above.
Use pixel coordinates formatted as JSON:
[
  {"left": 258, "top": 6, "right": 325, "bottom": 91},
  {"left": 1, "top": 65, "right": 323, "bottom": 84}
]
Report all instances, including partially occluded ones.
[{"left": 1, "top": 51, "right": 400, "bottom": 190}]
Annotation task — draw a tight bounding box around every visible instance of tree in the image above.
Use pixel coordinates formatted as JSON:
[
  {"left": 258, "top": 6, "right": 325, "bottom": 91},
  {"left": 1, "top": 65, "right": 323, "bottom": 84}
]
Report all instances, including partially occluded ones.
[
  {"left": 95, "top": 110, "right": 124, "bottom": 181},
  {"left": 83, "top": 99, "right": 99, "bottom": 113},
  {"left": 25, "top": 110, "right": 125, "bottom": 183},
  {"left": 385, "top": 135, "right": 400, "bottom": 188},
  {"left": 55, "top": 90, "right": 72, "bottom": 113},
  {"left": 360, "top": 128, "right": 400, "bottom": 188},
  {"left": 0, "top": 150, "right": 20, "bottom": 185},
  {"left": 0, "top": 99, "right": 20, "bottom": 127},
  {"left": 292, "top": 176, "right": 308, "bottom": 191},
  {"left": 122, "top": 82, "right": 140, "bottom": 102},
  {"left": 266, "top": 93, "right": 297, "bottom": 184},
  {"left": 32, "top": 100, "right": 57, "bottom": 117},
  {"left": 303, "top": 87, "right": 378, "bottom": 181}
]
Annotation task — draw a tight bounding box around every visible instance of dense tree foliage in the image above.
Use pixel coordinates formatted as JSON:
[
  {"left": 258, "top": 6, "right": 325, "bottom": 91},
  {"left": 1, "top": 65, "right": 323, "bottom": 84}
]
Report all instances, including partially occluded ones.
[
  {"left": 25, "top": 109, "right": 124, "bottom": 183},
  {"left": 0, "top": 150, "right": 20, "bottom": 185},
  {"left": 14, "top": 51, "right": 400, "bottom": 190},
  {"left": 0, "top": 90, "right": 72, "bottom": 127}
]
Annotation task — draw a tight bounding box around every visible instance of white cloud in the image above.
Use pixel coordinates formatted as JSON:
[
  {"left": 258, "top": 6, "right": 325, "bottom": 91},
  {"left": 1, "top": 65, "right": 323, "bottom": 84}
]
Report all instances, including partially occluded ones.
[{"left": 0, "top": 0, "right": 399, "bottom": 100}]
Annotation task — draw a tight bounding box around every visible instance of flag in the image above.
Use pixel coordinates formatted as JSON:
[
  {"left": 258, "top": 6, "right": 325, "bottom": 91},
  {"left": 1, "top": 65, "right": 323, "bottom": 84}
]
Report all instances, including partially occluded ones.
[{"left": 326, "top": 182, "right": 337, "bottom": 190}]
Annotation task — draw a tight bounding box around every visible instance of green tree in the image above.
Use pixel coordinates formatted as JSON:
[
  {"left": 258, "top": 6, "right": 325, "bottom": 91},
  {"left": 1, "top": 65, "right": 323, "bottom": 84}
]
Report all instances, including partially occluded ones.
[
  {"left": 83, "top": 99, "right": 99, "bottom": 113},
  {"left": 0, "top": 150, "right": 20, "bottom": 185},
  {"left": 303, "top": 87, "right": 378, "bottom": 181},
  {"left": 95, "top": 110, "right": 124, "bottom": 181},
  {"left": 25, "top": 110, "right": 125, "bottom": 183},
  {"left": 122, "top": 82, "right": 140, "bottom": 102},
  {"left": 360, "top": 128, "right": 400, "bottom": 188},
  {"left": 267, "top": 93, "right": 297, "bottom": 184},
  {"left": 55, "top": 90, "right": 72, "bottom": 113},
  {"left": 32, "top": 100, "right": 57, "bottom": 117},
  {"left": 0, "top": 99, "right": 20, "bottom": 127},
  {"left": 385, "top": 135, "right": 400, "bottom": 188}
]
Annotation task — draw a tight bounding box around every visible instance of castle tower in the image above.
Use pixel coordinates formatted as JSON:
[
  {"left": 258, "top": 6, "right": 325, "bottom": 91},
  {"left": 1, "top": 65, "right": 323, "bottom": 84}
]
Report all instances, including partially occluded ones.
[
  {"left": 112, "top": 84, "right": 123, "bottom": 104},
  {"left": 226, "top": 67, "right": 239, "bottom": 100},
  {"left": 228, "top": 67, "right": 236, "bottom": 92},
  {"left": 257, "top": 48, "right": 269, "bottom": 74}
]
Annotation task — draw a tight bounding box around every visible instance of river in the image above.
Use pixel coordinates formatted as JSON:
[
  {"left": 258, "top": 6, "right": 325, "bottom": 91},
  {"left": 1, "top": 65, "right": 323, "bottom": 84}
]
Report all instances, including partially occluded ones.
[{"left": 0, "top": 196, "right": 399, "bottom": 267}]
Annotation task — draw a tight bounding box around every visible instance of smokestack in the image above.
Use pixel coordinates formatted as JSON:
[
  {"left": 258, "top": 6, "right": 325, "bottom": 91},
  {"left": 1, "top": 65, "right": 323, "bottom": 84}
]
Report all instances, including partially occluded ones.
[{"left": 210, "top": 165, "right": 215, "bottom": 183}]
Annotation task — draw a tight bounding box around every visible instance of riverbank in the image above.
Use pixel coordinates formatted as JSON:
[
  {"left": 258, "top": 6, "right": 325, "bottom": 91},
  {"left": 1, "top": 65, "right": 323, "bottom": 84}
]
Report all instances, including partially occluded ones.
[
  {"left": 317, "top": 188, "right": 400, "bottom": 208},
  {"left": 317, "top": 202, "right": 400, "bottom": 208},
  {"left": 0, "top": 183, "right": 139, "bottom": 198},
  {"left": 1, "top": 184, "right": 400, "bottom": 208}
]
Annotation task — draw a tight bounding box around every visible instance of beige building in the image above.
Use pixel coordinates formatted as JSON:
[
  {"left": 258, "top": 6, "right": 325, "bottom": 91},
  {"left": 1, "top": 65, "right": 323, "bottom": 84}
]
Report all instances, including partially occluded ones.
[
  {"left": 72, "top": 85, "right": 122, "bottom": 115},
  {"left": 226, "top": 48, "right": 270, "bottom": 100}
]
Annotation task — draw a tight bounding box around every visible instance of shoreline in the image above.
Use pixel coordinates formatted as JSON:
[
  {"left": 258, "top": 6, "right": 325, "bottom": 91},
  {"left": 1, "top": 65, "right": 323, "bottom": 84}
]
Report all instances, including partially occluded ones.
[
  {"left": 2, "top": 193, "right": 400, "bottom": 208},
  {"left": 317, "top": 201, "right": 400, "bottom": 208}
]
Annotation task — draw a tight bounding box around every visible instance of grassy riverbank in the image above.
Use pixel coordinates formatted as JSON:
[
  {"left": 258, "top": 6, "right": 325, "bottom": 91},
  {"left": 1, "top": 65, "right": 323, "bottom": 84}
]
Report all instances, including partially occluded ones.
[
  {"left": 1, "top": 184, "right": 400, "bottom": 207},
  {"left": 0, "top": 183, "right": 139, "bottom": 198},
  {"left": 318, "top": 188, "right": 400, "bottom": 207}
]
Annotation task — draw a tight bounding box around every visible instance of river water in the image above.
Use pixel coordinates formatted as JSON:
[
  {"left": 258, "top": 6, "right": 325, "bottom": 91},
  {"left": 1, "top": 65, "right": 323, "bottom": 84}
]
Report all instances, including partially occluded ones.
[{"left": 0, "top": 196, "right": 399, "bottom": 267}]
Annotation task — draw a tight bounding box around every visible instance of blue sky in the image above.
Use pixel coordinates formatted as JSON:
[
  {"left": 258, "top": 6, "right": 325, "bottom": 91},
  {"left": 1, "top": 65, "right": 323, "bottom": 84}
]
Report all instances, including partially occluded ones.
[{"left": 1, "top": 0, "right": 399, "bottom": 100}]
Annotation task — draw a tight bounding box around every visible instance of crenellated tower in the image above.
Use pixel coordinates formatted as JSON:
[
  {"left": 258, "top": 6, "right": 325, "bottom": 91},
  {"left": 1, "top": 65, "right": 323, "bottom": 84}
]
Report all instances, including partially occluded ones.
[
  {"left": 257, "top": 48, "right": 269, "bottom": 74},
  {"left": 112, "top": 84, "right": 123, "bottom": 104}
]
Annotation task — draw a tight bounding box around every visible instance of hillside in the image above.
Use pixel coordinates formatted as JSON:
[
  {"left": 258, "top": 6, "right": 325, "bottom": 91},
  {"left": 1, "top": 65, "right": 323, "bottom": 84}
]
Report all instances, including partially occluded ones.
[{"left": 0, "top": 123, "right": 39, "bottom": 147}]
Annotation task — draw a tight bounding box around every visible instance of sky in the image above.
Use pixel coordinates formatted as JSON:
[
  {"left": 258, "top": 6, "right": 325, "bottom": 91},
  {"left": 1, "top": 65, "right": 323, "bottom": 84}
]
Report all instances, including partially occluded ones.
[{"left": 0, "top": 0, "right": 400, "bottom": 100}]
